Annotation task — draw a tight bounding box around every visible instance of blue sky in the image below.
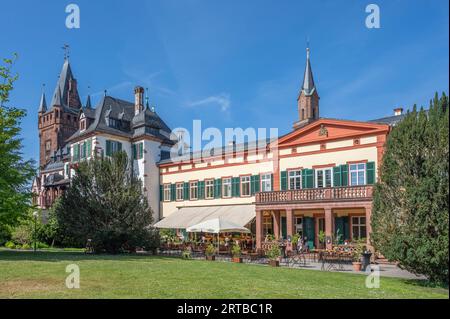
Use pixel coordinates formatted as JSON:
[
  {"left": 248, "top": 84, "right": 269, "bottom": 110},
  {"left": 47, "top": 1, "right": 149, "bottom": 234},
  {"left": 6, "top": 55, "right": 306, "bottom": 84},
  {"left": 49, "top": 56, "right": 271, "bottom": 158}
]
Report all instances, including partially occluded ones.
[{"left": 1, "top": 0, "right": 448, "bottom": 162}]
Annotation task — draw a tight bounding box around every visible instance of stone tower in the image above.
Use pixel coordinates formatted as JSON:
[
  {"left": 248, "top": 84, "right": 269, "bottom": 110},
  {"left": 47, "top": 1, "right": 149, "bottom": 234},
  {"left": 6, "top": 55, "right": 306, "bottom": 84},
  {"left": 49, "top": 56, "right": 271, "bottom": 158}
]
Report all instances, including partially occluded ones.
[
  {"left": 293, "top": 47, "right": 320, "bottom": 130},
  {"left": 38, "top": 59, "right": 82, "bottom": 168}
]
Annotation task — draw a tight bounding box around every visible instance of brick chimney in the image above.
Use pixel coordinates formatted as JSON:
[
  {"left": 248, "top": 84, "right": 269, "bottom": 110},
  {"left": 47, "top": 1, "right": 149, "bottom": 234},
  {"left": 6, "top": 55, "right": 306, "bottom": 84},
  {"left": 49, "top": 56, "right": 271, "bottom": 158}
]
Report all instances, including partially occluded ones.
[
  {"left": 394, "top": 107, "right": 403, "bottom": 116},
  {"left": 134, "top": 86, "right": 144, "bottom": 115}
]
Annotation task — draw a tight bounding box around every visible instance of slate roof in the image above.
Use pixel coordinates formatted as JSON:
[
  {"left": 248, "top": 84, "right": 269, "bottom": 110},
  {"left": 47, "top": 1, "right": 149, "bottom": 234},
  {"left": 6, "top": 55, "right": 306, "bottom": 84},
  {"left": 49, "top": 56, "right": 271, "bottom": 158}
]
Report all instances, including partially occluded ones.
[
  {"left": 67, "top": 95, "right": 173, "bottom": 144},
  {"left": 369, "top": 113, "right": 407, "bottom": 126},
  {"left": 301, "top": 48, "right": 316, "bottom": 96}
]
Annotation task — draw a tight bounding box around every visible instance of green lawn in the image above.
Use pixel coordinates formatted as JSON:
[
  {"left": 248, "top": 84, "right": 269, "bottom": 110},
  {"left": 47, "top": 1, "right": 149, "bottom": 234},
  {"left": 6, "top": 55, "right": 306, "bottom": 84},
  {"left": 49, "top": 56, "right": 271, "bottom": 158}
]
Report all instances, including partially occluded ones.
[{"left": 0, "top": 250, "right": 447, "bottom": 299}]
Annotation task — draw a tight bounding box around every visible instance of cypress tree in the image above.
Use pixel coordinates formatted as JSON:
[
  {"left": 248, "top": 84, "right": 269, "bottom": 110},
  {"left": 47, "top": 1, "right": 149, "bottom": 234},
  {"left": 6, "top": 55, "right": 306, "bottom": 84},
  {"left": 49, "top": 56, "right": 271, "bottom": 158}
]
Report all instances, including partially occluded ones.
[{"left": 371, "top": 92, "right": 449, "bottom": 284}]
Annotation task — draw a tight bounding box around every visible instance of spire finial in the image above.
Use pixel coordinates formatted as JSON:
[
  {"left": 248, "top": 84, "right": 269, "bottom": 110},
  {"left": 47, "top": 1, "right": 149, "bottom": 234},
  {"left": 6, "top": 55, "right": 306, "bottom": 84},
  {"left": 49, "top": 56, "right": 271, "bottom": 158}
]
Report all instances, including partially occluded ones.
[
  {"left": 104, "top": 89, "right": 107, "bottom": 97},
  {"left": 145, "top": 87, "right": 150, "bottom": 109},
  {"left": 62, "top": 44, "right": 70, "bottom": 61}
]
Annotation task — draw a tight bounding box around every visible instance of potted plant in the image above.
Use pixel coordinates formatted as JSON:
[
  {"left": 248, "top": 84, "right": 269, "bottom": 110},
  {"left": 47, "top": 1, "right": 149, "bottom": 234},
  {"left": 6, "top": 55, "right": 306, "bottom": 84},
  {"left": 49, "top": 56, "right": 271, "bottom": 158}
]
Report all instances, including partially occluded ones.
[
  {"left": 351, "top": 239, "right": 365, "bottom": 271},
  {"left": 205, "top": 243, "right": 216, "bottom": 261},
  {"left": 318, "top": 230, "right": 326, "bottom": 249},
  {"left": 266, "top": 244, "right": 282, "bottom": 267},
  {"left": 231, "top": 244, "right": 242, "bottom": 263},
  {"left": 181, "top": 248, "right": 192, "bottom": 259}
]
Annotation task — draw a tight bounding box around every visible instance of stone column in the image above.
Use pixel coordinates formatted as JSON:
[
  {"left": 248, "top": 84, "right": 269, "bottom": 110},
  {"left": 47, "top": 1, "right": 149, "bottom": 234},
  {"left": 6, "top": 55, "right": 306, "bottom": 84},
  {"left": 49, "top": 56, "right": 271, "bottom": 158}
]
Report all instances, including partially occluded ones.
[
  {"left": 256, "top": 209, "right": 263, "bottom": 249},
  {"left": 272, "top": 211, "right": 280, "bottom": 239},
  {"left": 325, "top": 207, "right": 333, "bottom": 250},
  {"left": 365, "top": 205, "right": 373, "bottom": 248}
]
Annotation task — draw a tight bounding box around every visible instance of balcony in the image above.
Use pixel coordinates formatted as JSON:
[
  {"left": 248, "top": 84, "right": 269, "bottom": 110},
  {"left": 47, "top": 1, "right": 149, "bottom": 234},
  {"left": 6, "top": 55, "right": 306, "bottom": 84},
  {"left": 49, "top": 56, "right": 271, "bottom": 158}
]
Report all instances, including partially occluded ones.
[{"left": 255, "top": 185, "right": 373, "bottom": 205}]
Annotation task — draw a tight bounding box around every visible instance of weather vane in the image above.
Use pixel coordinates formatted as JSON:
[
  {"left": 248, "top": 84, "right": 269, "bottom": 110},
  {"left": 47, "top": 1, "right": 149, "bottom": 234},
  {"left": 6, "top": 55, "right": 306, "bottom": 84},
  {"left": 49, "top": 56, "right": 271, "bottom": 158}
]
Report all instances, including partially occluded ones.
[{"left": 62, "top": 44, "right": 70, "bottom": 60}]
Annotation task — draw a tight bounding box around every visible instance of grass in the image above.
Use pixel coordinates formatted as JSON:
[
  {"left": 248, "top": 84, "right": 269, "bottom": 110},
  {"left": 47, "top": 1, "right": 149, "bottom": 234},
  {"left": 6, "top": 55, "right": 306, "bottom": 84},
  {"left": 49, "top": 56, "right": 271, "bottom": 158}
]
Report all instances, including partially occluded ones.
[{"left": 0, "top": 250, "right": 448, "bottom": 299}]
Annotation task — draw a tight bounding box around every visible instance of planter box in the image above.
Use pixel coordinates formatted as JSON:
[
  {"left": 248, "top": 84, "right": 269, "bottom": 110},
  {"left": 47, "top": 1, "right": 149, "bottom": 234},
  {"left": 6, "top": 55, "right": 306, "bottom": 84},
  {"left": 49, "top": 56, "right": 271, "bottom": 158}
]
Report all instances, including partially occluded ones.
[
  {"left": 206, "top": 255, "right": 215, "bottom": 261},
  {"left": 232, "top": 257, "right": 243, "bottom": 263},
  {"left": 268, "top": 260, "right": 280, "bottom": 267},
  {"left": 352, "top": 262, "right": 362, "bottom": 272}
]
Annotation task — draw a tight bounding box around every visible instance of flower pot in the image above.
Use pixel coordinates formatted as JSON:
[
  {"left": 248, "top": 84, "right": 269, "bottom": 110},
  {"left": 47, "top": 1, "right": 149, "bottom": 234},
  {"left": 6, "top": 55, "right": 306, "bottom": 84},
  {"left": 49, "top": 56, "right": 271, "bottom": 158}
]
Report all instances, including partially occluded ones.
[
  {"left": 232, "top": 257, "right": 242, "bottom": 263},
  {"left": 352, "top": 261, "right": 362, "bottom": 272},
  {"left": 206, "top": 255, "right": 215, "bottom": 261},
  {"left": 268, "top": 260, "right": 279, "bottom": 267}
]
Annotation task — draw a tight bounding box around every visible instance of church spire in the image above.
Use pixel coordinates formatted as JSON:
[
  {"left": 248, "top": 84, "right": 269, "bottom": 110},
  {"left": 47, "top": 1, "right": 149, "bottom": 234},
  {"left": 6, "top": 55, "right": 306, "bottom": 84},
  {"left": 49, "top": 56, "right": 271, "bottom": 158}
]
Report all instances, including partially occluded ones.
[
  {"left": 85, "top": 94, "right": 92, "bottom": 109},
  {"left": 50, "top": 57, "right": 81, "bottom": 109},
  {"left": 301, "top": 47, "right": 316, "bottom": 96},
  {"left": 293, "top": 45, "right": 320, "bottom": 130},
  {"left": 38, "top": 91, "right": 47, "bottom": 113}
]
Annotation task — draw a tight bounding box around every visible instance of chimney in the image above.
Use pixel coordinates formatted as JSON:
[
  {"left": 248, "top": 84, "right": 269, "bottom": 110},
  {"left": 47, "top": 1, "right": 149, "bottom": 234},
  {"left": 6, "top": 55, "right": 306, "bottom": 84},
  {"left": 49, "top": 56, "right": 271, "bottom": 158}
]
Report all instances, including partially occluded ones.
[
  {"left": 134, "top": 86, "right": 144, "bottom": 115},
  {"left": 394, "top": 107, "right": 403, "bottom": 116}
]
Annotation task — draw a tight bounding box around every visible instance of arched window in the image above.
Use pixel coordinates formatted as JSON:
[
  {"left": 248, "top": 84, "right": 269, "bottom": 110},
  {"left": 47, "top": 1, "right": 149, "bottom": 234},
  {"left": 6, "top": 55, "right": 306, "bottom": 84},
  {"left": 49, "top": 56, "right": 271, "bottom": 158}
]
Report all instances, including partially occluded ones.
[{"left": 301, "top": 109, "right": 305, "bottom": 120}]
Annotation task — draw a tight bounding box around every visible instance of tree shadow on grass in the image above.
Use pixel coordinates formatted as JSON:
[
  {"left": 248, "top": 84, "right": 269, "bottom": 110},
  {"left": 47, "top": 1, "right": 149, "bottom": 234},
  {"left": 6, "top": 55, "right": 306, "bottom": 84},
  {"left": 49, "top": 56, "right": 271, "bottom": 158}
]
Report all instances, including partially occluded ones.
[{"left": 0, "top": 249, "right": 176, "bottom": 263}]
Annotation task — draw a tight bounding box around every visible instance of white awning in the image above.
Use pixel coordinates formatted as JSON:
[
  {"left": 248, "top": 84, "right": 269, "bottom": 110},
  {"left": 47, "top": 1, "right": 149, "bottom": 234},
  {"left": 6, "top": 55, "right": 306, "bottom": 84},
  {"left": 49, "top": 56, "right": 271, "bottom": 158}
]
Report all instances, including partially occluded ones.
[{"left": 154, "top": 204, "right": 256, "bottom": 230}]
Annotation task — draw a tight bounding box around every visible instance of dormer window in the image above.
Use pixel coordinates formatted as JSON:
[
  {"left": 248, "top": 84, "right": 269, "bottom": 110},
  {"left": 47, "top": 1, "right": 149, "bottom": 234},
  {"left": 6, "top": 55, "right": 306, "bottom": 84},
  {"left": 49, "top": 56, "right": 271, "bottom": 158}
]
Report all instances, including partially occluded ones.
[
  {"left": 109, "top": 118, "right": 120, "bottom": 129},
  {"left": 80, "top": 119, "right": 86, "bottom": 131}
]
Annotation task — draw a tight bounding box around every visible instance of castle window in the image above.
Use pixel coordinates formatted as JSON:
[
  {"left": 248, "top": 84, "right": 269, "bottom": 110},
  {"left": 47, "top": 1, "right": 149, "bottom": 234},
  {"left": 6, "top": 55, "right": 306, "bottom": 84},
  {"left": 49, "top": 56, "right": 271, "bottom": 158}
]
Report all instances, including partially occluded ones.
[
  {"left": 288, "top": 170, "right": 302, "bottom": 190},
  {"left": 176, "top": 183, "right": 184, "bottom": 201},
  {"left": 222, "top": 178, "right": 232, "bottom": 198},
  {"left": 349, "top": 163, "right": 366, "bottom": 186},
  {"left": 240, "top": 175, "right": 251, "bottom": 197},
  {"left": 316, "top": 167, "right": 333, "bottom": 188},
  {"left": 301, "top": 109, "right": 305, "bottom": 120},
  {"left": 105, "top": 140, "right": 122, "bottom": 156},
  {"left": 55, "top": 110, "right": 59, "bottom": 118},
  {"left": 132, "top": 142, "right": 144, "bottom": 160}
]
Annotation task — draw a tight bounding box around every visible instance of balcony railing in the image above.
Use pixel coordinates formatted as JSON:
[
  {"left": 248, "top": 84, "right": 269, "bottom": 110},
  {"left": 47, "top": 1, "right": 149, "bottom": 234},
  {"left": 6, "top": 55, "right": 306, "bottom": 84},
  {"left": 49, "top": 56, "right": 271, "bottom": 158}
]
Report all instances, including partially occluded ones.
[{"left": 255, "top": 185, "right": 373, "bottom": 204}]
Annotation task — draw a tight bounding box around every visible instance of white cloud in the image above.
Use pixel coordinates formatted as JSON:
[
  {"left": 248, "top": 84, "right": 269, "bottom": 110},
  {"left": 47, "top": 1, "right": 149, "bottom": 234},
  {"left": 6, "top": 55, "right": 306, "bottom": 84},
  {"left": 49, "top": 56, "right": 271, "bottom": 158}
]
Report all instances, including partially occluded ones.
[{"left": 188, "top": 93, "right": 231, "bottom": 112}]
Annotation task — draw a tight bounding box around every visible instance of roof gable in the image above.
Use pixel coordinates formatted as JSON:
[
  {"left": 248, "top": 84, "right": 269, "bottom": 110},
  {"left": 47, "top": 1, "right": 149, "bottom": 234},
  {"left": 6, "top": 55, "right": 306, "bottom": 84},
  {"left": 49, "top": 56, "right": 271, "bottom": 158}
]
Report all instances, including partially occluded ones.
[{"left": 275, "top": 118, "right": 389, "bottom": 148}]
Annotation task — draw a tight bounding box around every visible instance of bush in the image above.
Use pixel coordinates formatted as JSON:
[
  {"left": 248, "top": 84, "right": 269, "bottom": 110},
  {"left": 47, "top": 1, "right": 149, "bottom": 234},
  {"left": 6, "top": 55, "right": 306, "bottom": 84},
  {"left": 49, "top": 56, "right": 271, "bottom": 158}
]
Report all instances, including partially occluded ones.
[
  {"left": 231, "top": 244, "right": 241, "bottom": 257},
  {"left": 266, "top": 245, "right": 281, "bottom": 261},
  {"left": 205, "top": 244, "right": 216, "bottom": 256},
  {"left": 5, "top": 241, "right": 15, "bottom": 249},
  {"left": 21, "top": 243, "right": 31, "bottom": 250},
  {"left": 181, "top": 248, "right": 192, "bottom": 259},
  {"left": 11, "top": 224, "right": 32, "bottom": 246}
]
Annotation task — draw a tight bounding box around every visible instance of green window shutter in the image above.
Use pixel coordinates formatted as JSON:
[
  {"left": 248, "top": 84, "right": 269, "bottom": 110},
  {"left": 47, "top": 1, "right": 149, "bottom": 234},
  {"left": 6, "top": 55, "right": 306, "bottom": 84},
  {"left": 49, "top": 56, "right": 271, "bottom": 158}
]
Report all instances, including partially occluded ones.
[
  {"left": 341, "top": 164, "right": 348, "bottom": 186},
  {"left": 183, "top": 182, "right": 189, "bottom": 200},
  {"left": 73, "top": 144, "right": 79, "bottom": 161},
  {"left": 302, "top": 169, "right": 314, "bottom": 188},
  {"left": 232, "top": 177, "right": 240, "bottom": 197},
  {"left": 251, "top": 175, "right": 260, "bottom": 195},
  {"left": 87, "top": 139, "right": 92, "bottom": 157},
  {"left": 106, "top": 140, "right": 112, "bottom": 156},
  {"left": 270, "top": 174, "right": 274, "bottom": 191},
  {"left": 303, "top": 217, "right": 315, "bottom": 249},
  {"left": 117, "top": 142, "right": 122, "bottom": 152},
  {"left": 139, "top": 143, "right": 144, "bottom": 159},
  {"left": 198, "top": 181, "right": 205, "bottom": 199},
  {"left": 366, "top": 161, "right": 375, "bottom": 184},
  {"left": 254, "top": 175, "right": 260, "bottom": 193},
  {"left": 132, "top": 144, "right": 137, "bottom": 160},
  {"left": 214, "top": 179, "right": 221, "bottom": 198},
  {"left": 159, "top": 185, "right": 163, "bottom": 202},
  {"left": 333, "top": 166, "right": 341, "bottom": 187},
  {"left": 170, "top": 184, "right": 176, "bottom": 201},
  {"left": 280, "top": 171, "right": 287, "bottom": 191}
]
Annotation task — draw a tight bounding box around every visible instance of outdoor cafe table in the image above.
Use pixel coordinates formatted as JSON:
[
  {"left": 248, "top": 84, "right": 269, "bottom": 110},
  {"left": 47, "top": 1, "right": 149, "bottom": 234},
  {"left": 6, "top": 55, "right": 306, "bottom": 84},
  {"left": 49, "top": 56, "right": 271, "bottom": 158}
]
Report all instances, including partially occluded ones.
[{"left": 319, "top": 250, "right": 352, "bottom": 271}]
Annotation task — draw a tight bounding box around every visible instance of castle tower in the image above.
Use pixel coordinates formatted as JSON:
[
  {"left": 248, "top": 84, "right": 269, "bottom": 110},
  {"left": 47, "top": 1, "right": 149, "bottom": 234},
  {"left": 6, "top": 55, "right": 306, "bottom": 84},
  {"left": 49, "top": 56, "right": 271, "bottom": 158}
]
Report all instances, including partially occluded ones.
[
  {"left": 38, "top": 58, "right": 82, "bottom": 168},
  {"left": 293, "top": 47, "right": 320, "bottom": 130}
]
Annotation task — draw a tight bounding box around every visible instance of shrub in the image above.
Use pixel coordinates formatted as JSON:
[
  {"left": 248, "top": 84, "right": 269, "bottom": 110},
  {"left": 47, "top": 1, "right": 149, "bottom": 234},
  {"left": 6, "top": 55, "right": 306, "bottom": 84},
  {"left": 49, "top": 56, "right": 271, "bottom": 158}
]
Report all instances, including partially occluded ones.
[
  {"left": 205, "top": 244, "right": 216, "bottom": 256},
  {"left": 5, "top": 241, "right": 15, "bottom": 249},
  {"left": 181, "top": 248, "right": 192, "bottom": 259},
  {"left": 21, "top": 243, "right": 31, "bottom": 250},
  {"left": 231, "top": 244, "right": 241, "bottom": 257},
  {"left": 266, "top": 244, "right": 281, "bottom": 261},
  {"left": 11, "top": 224, "right": 32, "bottom": 246}
]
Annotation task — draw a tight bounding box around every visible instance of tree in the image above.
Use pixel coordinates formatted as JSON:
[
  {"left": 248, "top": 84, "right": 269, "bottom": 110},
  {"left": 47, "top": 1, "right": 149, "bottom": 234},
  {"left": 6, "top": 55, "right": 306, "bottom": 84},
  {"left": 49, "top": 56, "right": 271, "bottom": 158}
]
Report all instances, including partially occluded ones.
[
  {"left": 55, "top": 151, "right": 159, "bottom": 253},
  {"left": 371, "top": 92, "right": 449, "bottom": 284},
  {"left": 0, "top": 54, "right": 36, "bottom": 232}
]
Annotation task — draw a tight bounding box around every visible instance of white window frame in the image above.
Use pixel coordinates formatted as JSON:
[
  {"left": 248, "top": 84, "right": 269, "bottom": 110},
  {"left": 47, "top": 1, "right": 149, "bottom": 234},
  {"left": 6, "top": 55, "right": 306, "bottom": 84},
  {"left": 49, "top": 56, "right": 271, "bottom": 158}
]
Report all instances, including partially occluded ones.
[
  {"left": 222, "top": 178, "right": 232, "bottom": 198},
  {"left": 352, "top": 216, "right": 367, "bottom": 240},
  {"left": 163, "top": 184, "right": 171, "bottom": 202},
  {"left": 176, "top": 183, "right": 184, "bottom": 201},
  {"left": 240, "top": 175, "right": 251, "bottom": 197},
  {"left": 261, "top": 173, "right": 272, "bottom": 192},
  {"left": 288, "top": 170, "right": 302, "bottom": 190},
  {"left": 315, "top": 167, "right": 333, "bottom": 188},
  {"left": 349, "top": 163, "right": 366, "bottom": 186},
  {"left": 205, "top": 179, "right": 214, "bottom": 199},
  {"left": 190, "top": 181, "right": 198, "bottom": 200}
]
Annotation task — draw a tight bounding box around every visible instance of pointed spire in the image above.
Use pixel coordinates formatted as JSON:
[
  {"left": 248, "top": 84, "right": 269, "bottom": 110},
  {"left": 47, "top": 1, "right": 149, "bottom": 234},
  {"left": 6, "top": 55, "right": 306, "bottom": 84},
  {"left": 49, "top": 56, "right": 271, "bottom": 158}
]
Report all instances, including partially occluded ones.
[
  {"left": 53, "top": 86, "right": 63, "bottom": 106},
  {"left": 145, "top": 88, "right": 150, "bottom": 110},
  {"left": 38, "top": 92, "right": 47, "bottom": 113},
  {"left": 301, "top": 46, "right": 316, "bottom": 96},
  {"left": 50, "top": 56, "right": 81, "bottom": 108},
  {"left": 85, "top": 95, "right": 92, "bottom": 109}
]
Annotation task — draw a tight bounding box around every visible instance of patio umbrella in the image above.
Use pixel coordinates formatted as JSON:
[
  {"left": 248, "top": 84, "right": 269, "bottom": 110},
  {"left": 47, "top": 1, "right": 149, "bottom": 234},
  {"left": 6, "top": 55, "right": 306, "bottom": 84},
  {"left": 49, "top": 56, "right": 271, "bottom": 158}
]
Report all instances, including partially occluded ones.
[{"left": 186, "top": 218, "right": 251, "bottom": 252}]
